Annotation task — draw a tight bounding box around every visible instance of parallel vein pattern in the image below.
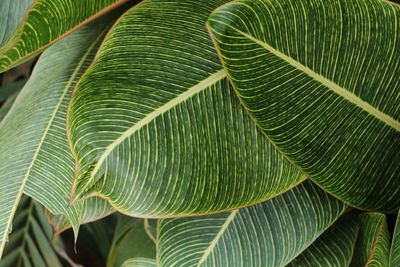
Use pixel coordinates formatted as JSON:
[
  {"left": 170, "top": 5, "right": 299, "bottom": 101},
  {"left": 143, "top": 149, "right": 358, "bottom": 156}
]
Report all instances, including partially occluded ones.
[
  {"left": 68, "top": 0, "right": 304, "bottom": 217},
  {"left": 287, "top": 212, "right": 359, "bottom": 267},
  {"left": 0, "top": 0, "right": 33, "bottom": 47},
  {"left": 157, "top": 181, "right": 345, "bottom": 267},
  {"left": 0, "top": 21, "right": 110, "bottom": 258},
  {"left": 208, "top": 0, "right": 400, "bottom": 211},
  {"left": 390, "top": 211, "right": 400, "bottom": 267},
  {"left": 0, "top": 0, "right": 127, "bottom": 72}
]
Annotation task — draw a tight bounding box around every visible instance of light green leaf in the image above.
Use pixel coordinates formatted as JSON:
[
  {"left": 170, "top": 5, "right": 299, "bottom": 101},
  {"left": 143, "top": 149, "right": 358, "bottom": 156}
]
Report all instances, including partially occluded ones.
[
  {"left": 68, "top": 0, "right": 305, "bottom": 217},
  {"left": 350, "top": 213, "right": 390, "bottom": 266},
  {"left": 0, "top": 18, "right": 112, "bottom": 258},
  {"left": 157, "top": 181, "right": 345, "bottom": 267},
  {"left": 287, "top": 212, "right": 359, "bottom": 267},
  {"left": 390, "top": 211, "right": 400, "bottom": 267},
  {"left": 107, "top": 216, "right": 156, "bottom": 267},
  {"left": 207, "top": 0, "right": 400, "bottom": 211},
  {"left": 0, "top": 0, "right": 33, "bottom": 46},
  {"left": 0, "top": 196, "right": 63, "bottom": 267},
  {"left": 0, "top": 0, "right": 128, "bottom": 73},
  {"left": 122, "top": 258, "right": 157, "bottom": 267},
  {"left": 47, "top": 197, "right": 114, "bottom": 235}
]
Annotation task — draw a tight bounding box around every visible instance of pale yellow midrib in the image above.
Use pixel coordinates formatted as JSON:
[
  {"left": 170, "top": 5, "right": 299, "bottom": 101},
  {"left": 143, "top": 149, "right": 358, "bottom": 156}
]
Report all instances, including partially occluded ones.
[
  {"left": 0, "top": 34, "right": 103, "bottom": 258},
  {"left": 88, "top": 69, "right": 227, "bottom": 183},
  {"left": 236, "top": 29, "right": 400, "bottom": 131},
  {"left": 197, "top": 210, "right": 238, "bottom": 266}
]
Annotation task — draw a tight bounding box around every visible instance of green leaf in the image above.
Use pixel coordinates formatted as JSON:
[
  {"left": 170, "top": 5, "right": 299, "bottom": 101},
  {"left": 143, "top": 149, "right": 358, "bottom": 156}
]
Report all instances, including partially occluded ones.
[
  {"left": 390, "top": 211, "right": 400, "bottom": 267},
  {"left": 0, "top": 0, "right": 128, "bottom": 72},
  {"left": 287, "top": 212, "right": 359, "bottom": 267},
  {"left": 68, "top": 0, "right": 305, "bottom": 217},
  {"left": 207, "top": 0, "right": 400, "bottom": 211},
  {"left": 107, "top": 216, "right": 156, "bottom": 267},
  {"left": 47, "top": 197, "right": 114, "bottom": 235},
  {"left": 122, "top": 258, "right": 156, "bottom": 267},
  {"left": 0, "top": 196, "right": 63, "bottom": 267},
  {"left": 0, "top": 80, "right": 26, "bottom": 103},
  {"left": 0, "top": 0, "right": 33, "bottom": 47},
  {"left": 157, "top": 181, "right": 345, "bottom": 267},
  {"left": 350, "top": 213, "right": 390, "bottom": 266},
  {"left": 0, "top": 18, "right": 113, "bottom": 258},
  {"left": 144, "top": 219, "right": 157, "bottom": 244}
]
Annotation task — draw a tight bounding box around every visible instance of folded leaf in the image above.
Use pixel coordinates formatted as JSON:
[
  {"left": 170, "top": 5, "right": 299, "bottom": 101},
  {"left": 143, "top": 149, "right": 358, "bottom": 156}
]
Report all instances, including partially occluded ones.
[
  {"left": 0, "top": 18, "right": 112, "bottom": 258},
  {"left": 157, "top": 181, "right": 345, "bottom": 267},
  {"left": 350, "top": 213, "right": 390, "bottom": 266},
  {"left": 0, "top": 0, "right": 129, "bottom": 72},
  {"left": 67, "top": 0, "right": 305, "bottom": 217},
  {"left": 287, "top": 212, "right": 359, "bottom": 267},
  {"left": 207, "top": 0, "right": 400, "bottom": 211},
  {"left": 389, "top": 211, "right": 400, "bottom": 267},
  {"left": 48, "top": 197, "right": 114, "bottom": 235},
  {"left": 122, "top": 258, "right": 156, "bottom": 267},
  {"left": 0, "top": 196, "right": 63, "bottom": 267},
  {"left": 0, "top": 0, "right": 33, "bottom": 46}
]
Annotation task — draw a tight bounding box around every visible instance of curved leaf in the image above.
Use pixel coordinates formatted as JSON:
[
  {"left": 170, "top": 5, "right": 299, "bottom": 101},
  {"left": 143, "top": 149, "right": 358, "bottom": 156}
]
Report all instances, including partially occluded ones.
[
  {"left": 0, "top": 0, "right": 33, "bottom": 46},
  {"left": 350, "top": 213, "right": 390, "bottom": 266},
  {"left": 48, "top": 197, "right": 114, "bottom": 235},
  {"left": 390, "top": 211, "right": 400, "bottom": 267},
  {"left": 122, "top": 258, "right": 156, "bottom": 267},
  {"left": 67, "top": 0, "right": 304, "bottom": 217},
  {"left": 287, "top": 212, "right": 359, "bottom": 267},
  {"left": 157, "top": 181, "right": 345, "bottom": 267},
  {"left": 207, "top": 0, "right": 400, "bottom": 211},
  {"left": 0, "top": 18, "right": 112, "bottom": 257},
  {"left": 0, "top": 0, "right": 129, "bottom": 73},
  {"left": 0, "top": 196, "right": 63, "bottom": 267}
]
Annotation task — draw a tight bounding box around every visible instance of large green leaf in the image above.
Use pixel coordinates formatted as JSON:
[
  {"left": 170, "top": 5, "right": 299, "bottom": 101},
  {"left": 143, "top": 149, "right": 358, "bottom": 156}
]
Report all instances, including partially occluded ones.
[
  {"left": 350, "top": 213, "right": 390, "bottom": 266},
  {"left": 107, "top": 216, "right": 156, "bottom": 267},
  {"left": 390, "top": 211, "right": 400, "bottom": 267},
  {"left": 207, "top": 0, "right": 400, "bottom": 211},
  {"left": 287, "top": 212, "right": 359, "bottom": 267},
  {"left": 0, "top": 0, "right": 128, "bottom": 73},
  {"left": 0, "top": 196, "right": 63, "bottom": 267},
  {"left": 67, "top": 0, "right": 304, "bottom": 217},
  {"left": 157, "top": 181, "right": 345, "bottom": 267},
  {"left": 122, "top": 258, "right": 156, "bottom": 267},
  {"left": 0, "top": 0, "right": 33, "bottom": 47},
  {"left": 0, "top": 19, "right": 113, "bottom": 258}
]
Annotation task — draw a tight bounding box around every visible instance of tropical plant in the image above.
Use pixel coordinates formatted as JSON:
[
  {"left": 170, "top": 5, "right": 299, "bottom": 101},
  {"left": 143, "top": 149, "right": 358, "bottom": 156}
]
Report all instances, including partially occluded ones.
[{"left": 0, "top": 0, "right": 399, "bottom": 266}]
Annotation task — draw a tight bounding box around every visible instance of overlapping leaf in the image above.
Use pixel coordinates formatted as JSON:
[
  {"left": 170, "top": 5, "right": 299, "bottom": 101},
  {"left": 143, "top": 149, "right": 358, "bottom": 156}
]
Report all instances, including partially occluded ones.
[
  {"left": 207, "top": 0, "right": 400, "bottom": 211},
  {"left": 0, "top": 196, "right": 63, "bottom": 267},
  {"left": 0, "top": 0, "right": 129, "bottom": 72},
  {"left": 0, "top": 19, "right": 114, "bottom": 258},
  {"left": 67, "top": 0, "right": 305, "bottom": 217},
  {"left": 287, "top": 212, "right": 359, "bottom": 267},
  {"left": 0, "top": 0, "right": 33, "bottom": 47},
  {"left": 157, "top": 181, "right": 345, "bottom": 267},
  {"left": 351, "top": 213, "right": 390, "bottom": 266}
]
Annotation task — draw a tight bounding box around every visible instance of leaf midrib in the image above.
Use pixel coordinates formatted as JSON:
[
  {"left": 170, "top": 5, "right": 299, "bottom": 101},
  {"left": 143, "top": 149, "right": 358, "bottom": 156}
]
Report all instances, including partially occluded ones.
[
  {"left": 219, "top": 24, "right": 400, "bottom": 131},
  {"left": 84, "top": 69, "right": 227, "bottom": 188}
]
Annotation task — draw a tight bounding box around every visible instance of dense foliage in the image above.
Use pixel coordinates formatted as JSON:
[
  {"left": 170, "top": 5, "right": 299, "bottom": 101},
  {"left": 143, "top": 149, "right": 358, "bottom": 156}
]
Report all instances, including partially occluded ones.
[{"left": 0, "top": 0, "right": 399, "bottom": 266}]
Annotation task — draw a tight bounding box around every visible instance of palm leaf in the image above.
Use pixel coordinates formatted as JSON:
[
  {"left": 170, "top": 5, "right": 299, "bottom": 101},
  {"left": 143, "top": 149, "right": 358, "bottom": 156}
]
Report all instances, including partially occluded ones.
[
  {"left": 122, "top": 258, "right": 156, "bottom": 267},
  {"left": 0, "top": 0, "right": 129, "bottom": 72},
  {"left": 207, "top": 0, "right": 400, "bottom": 211},
  {"left": 157, "top": 181, "right": 345, "bottom": 267},
  {"left": 67, "top": 0, "right": 304, "bottom": 218},
  {"left": 0, "top": 196, "right": 63, "bottom": 267}
]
